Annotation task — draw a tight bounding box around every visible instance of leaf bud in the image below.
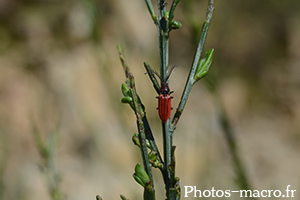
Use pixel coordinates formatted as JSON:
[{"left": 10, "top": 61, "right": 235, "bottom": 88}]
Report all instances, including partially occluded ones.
[
  {"left": 132, "top": 133, "right": 140, "bottom": 147},
  {"left": 194, "top": 49, "right": 214, "bottom": 82},
  {"left": 171, "top": 20, "right": 182, "bottom": 29},
  {"left": 164, "top": 11, "right": 170, "bottom": 21},
  {"left": 121, "top": 96, "right": 132, "bottom": 104},
  {"left": 148, "top": 150, "right": 158, "bottom": 163},
  {"left": 121, "top": 83, "right": 131, "bottom": 97},
  {"left": 133, "top": 163, "right": 150, "bottom": 188}
]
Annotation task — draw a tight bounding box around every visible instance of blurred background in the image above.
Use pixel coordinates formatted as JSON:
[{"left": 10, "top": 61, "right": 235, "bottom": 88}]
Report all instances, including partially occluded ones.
[{"left": 0, "top": 0, "right": 300, "bottom": 199}]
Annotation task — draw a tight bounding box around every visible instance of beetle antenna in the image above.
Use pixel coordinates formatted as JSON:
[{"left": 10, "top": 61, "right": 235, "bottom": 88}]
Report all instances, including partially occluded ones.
[
  {"left": 145, "top": 65, "right": 177, "bottom": 82},
  {"left": 165, "top": 65, "right": 177, "bottom": 81},
  {"left": 153, "top": 70, "right": 161, "bottom": 81},
  {"left": 145, "top": 68, "right": 162, "bottom": 81}
]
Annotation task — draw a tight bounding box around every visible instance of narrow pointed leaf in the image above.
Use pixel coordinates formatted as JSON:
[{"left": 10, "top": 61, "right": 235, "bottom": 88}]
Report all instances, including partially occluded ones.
[{"left": 194, "top": 48, "right": 214, "bottom": 82}]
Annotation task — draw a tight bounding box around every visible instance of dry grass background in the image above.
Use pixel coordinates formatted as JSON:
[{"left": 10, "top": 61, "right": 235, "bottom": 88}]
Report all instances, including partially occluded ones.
[{"left": 0, "top": 0, "right": 300, "bottom": 200}]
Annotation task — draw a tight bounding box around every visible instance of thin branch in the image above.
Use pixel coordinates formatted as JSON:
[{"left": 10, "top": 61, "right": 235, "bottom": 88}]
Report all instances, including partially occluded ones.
[
  {"left": 144, "top": 62, "right": 160, "bottom": 94},
  {"left": 144, "top": 0, "right": 159, "bottom": 25},
  {"left": 169, "top": 0, "right": 181, "bottom": 27},
  {"left": 143, "top": 116, "right": 169, "bottom": 186},
  {"left": 172, "top": 0, "right": 214, "bottom": 127},
  {"left": 156, "top": 0, "right": 175, "bottom": 199},
  {"left": 118, "top": 44, "right": 155, "bottom": 199}
]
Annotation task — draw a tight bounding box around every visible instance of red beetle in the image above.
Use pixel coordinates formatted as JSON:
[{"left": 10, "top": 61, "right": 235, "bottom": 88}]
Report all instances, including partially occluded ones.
[
  {"left": 153, "top": 66, "right": 176, "bottom": 123},
  {"left": 157, "top": 82, "right": 173, "bottom": 123}
]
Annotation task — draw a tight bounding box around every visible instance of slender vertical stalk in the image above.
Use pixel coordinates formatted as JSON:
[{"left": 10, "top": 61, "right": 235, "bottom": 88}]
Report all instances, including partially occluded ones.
[
  {"left": 144, "top": 0, "right": 159, "bottom": 25},
  {"left": 156, "top": 1, "right": 175, "bottom": 199},
  {"left": 148, "top": 1, "right": 173, "bottom": 199},
  {"left": 118, "top": 44, "right": 155, "bottom": 199},
  {"left": 169, "top": 0, "right": 181, "bottom": 24},
  {"left": 158, "top": 0, "right": 168, "bottom": 81},
  {"left": 212, "top": 90, "right": 254, "bottom": 194},
  {"left": 35, "top": 132, "right": 61, "bottom": 200},
  {"left": 172, "top": 0, "right": 214, "bottom": 127}
]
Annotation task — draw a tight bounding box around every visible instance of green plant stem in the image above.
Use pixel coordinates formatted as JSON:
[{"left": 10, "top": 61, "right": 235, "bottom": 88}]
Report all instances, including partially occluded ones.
[
  {"left": 47, "top": 134, "right": 61, "bottom": 200},
  {"left": 211, "top": 89, "right": 253, "bottom": 192},
  {"left": 162, "top": 121, "right": 170, "bottom": 182},
  {"left": 130, "top": 74, "right": 155, "bottom": 200},
  {"left": 144, "top": 0, "right": 158, "bottom": 25},
  {"left": 172, "top": 0, "right": 214, "bottom": 127},
  {"left": 162, "top": 120, "right": 176, "bottom": 200},
  {"left": 169, "top": 0, "right": 181, "bottom": 27},
  {"left": 156, "top": 1, "right": 175, "bottom": 199},
  {"left": 35, "top": 132, "right": 61, "bottom": 200},
  {"left": 205, "top": 67, "right": 253, "bottom": 195},
  {"left": 143, "top": 116, "right": 166, "bottom": 173},
  {"left": 144, "top": 62, "right": 171, "bottom": 187},
  {"left": 118, "top": 44, "right": 155, "bottom": 199},
  {"left": 159, "top": 26, "right": 169, "bottom": 82},
  {"left": 169, "top": 146, "right": 177, "bottom": 199},
  {"left": 144, "top": 62, "right": 160, "bottom": 94},
  {"left": 218, "top": 104, "right": 251, "bottom": 191}
]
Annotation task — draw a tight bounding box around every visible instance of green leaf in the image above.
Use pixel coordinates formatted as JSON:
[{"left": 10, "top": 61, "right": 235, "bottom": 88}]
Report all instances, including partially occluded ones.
[
  {"left": 171, "top": 20, "right": 182, "bottom": 30},
  {"left": 120, "top": 195, "right": 128, "bottom": 200},
  {"left": 148, "top": 150, "right": 158, "bottom": 163},
  {"left": 133, "top": 163, "right": 150, "bottom": 188},
  {"left": 121, "top": 83, "right": 131, "bottom": 97},
  {"left": 96, "top": 195, "right": 103, "bottom": 200},
  {"left": 164, "top": 11, "right": 170, "bottom": 21},
  {"left": 121, "top": 96, "right": 132, "bottom": 104},
  {"left": 194, "top": 48, "right": 214, "bottom": 82},
  {"left": 152, "top": 160, "right": 163, "bottom": 169},
  {"left": 132, "top": 133, "right": 140, "bottom": 147}
]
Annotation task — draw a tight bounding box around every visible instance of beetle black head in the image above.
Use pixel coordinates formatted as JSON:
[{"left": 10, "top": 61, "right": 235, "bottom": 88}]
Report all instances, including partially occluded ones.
[{"left": 160, "top": 82, "right": 170, "bottom": 95}]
